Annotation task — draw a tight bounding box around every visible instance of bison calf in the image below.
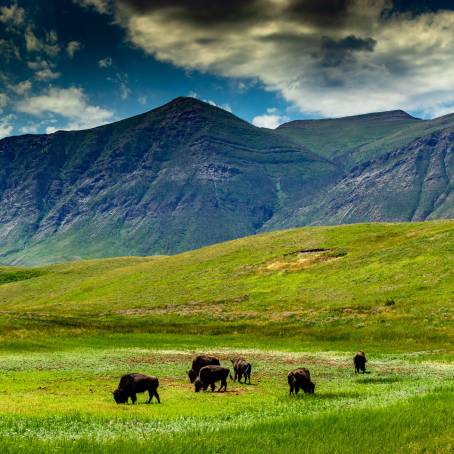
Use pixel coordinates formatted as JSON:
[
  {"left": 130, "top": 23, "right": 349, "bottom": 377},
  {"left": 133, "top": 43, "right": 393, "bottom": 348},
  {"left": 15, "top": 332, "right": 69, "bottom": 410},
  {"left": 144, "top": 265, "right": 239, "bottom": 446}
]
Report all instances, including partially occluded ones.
[
  {"left": 113, "top": 373, "right": 160, "bottom": 404},
  {"left": 194, "top": 365, "right": 230, "bottom": 393},
  {"left": 288, "top": 368, "right": 315, "bottom": 395},
  {"left": 354, "top": 351, "right": 367, "bottom": 374},
  {"left": 231, "top": 358, "right": 252, "bottom": 384},
  {"left": 187, "top": 355, "right": 220, "bottom": 383}
]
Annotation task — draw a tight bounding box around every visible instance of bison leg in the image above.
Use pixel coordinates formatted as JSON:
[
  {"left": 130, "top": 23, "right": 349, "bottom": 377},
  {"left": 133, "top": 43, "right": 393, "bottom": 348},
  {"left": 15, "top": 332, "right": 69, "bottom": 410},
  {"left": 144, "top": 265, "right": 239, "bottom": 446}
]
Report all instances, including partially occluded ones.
[
  {"left": 210, "top": 382, "right": 216, "bottom": 392},
  {"left": 295, "top": 385, "right": 300, "bottom": 395},
  {"left": 289, "top": 384, "right": 294, "bottom": 395},
  {"left": 147, "top": 388, "right": 157, "bottom": 403},
  {"left": 219, "top": 378, "right": 227, "bottom": 392},
  {"left": 154, "top": 390, "right": 160, "bottom": 403},
  {"left": 131, "top": 393, "right": 137, "bottom": 404}
]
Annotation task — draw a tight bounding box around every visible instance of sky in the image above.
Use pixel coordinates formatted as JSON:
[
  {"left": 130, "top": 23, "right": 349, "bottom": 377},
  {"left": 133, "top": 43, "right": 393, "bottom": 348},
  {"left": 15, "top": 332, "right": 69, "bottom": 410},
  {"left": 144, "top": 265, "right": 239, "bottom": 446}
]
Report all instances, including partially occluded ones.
[{"left": 2, "top": 0, "right": 454, "bottom": 138}]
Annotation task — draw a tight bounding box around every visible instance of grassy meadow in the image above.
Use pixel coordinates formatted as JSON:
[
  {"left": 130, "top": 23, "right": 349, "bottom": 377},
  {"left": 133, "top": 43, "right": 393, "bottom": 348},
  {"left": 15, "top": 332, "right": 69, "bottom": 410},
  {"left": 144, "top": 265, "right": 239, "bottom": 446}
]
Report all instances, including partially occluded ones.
[{"left": 0, "top": 221, "right": 453, "bottom": 452}]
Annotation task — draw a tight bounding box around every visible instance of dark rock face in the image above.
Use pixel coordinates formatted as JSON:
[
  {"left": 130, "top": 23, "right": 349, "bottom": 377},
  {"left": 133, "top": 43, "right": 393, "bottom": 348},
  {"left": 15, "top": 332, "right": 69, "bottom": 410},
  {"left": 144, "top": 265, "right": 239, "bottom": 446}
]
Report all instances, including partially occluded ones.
[
  {"left": 291, "top": 129, "right": 454, "bottom": 226},
  {"left": 1, "top": 97, "right": 454, "bottom": 265}
]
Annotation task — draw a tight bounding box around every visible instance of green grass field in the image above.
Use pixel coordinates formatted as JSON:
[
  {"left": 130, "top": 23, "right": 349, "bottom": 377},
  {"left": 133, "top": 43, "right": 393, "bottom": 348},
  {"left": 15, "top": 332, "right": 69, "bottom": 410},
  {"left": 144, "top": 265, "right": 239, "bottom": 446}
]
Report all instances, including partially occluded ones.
[{"left": 0, "top": 221, "right": 453, "bottom": 452}]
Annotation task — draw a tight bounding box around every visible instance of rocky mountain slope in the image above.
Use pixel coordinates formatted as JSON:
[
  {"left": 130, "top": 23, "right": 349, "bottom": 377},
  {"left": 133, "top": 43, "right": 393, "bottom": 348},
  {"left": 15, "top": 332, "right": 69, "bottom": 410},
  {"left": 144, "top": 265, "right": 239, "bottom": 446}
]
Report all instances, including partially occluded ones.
[
  {"left": 1, "top": 97, "right": 454, "bottom": 264},
  {"left": 0, "top": 97, "right": 336, "bottom": 264}
]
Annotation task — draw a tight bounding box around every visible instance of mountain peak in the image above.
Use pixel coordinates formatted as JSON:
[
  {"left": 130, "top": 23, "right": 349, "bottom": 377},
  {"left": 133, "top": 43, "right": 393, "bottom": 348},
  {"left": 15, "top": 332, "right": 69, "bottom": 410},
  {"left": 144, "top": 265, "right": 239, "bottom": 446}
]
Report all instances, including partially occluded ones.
[{"left": 161, "top": 96, "right": 224, "bottom": 112}]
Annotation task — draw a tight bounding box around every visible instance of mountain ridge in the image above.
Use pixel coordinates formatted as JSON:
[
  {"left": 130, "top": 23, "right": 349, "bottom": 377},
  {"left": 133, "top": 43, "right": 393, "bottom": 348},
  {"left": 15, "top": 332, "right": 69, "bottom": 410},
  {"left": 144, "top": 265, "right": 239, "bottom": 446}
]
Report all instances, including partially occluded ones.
[{"left": 1, "top": 97, "right": 454, "bottom": 265}]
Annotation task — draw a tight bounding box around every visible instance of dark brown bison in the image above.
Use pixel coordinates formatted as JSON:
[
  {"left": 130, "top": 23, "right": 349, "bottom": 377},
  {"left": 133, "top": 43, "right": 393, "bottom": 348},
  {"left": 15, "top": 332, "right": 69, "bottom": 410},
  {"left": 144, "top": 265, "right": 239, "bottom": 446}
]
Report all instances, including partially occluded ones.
[
  {"left": 354, "top": 351, "right": 367, "bottom": 374},
  {"left": 113, "top": 373, "right": 160, "bottom": 404},
  {"left": 194, "top": 365, "right": 230, "bottom": 392},
  {"left": 231, "top": 358, "right": 252, "bottom": 384},
  {"left": 288, "top": 368, "right": 315, "bottom": 395},
  {"left": 187, "top": 355, "right": 220, "bottom": 383}
]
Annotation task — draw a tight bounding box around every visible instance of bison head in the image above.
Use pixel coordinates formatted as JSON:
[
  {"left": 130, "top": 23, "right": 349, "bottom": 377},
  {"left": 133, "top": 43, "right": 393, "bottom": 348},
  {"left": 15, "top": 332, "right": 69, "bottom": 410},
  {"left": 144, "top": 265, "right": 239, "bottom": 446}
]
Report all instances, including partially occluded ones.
[
  {"left": 188, "top": 369, "right": 197, "bottom": 383},
  {"left": 194, "top": 378, "right": 203, "bottom": 392},
  {"left": 304, "top": 381, "right": 315, "bottom": 394},
  {"left": 113, "top": 388, "right": 128, "bottom": 404}
]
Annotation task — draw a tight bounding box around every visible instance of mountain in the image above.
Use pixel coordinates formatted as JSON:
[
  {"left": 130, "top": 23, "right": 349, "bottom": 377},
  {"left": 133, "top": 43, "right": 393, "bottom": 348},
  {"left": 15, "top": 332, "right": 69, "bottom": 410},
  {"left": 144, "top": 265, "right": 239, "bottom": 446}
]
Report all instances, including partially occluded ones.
[
  {"left": 1, "top": 97, "right": 454, "bottom": 265},
  {"left": 0, "top": 97, "right": 336, "bottom": 264},
  {"left": 276, "top": 110, "right": 422, "bottom": 166}
]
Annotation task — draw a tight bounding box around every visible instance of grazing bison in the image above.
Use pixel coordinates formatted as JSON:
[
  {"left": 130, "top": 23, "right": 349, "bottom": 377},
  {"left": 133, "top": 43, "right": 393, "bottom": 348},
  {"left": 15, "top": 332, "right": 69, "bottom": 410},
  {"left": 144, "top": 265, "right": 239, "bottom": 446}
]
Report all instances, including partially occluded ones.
[
  {"left": 194, "top": 365, "right": 230, "bottom": 392},
  {"left": 288, "top": 368, "right": 315, "bottom": 395},
  {"left": 113, "top": 373, "right": 160, "bottom": 404},
  {"left": 187, "top": 355, "right": 220, "bottom": 383},
  {"left": 231, "top": 358, "right": 252, "bottom": 384},
  {"left": 354, "top": 351, "right": 367, "bottom": 374}
]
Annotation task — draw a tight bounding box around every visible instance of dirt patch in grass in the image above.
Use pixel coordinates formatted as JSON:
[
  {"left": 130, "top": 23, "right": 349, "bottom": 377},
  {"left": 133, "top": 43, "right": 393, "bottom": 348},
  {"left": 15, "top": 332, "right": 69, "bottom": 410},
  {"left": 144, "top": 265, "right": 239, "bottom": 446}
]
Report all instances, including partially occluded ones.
[{"left": 260, "top": 249, "right": 348, "bottom": 273}]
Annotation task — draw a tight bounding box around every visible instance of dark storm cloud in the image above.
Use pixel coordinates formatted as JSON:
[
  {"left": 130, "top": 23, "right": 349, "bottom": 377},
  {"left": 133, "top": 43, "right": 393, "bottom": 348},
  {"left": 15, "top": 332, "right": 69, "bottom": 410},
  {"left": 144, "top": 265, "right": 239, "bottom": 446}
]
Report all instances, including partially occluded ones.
[
  {"left": 286, "top": 0, "right": 352, "bottom": 27},
  {"left": 81, "top": 0, "right": 454, "bottom": 118},
  {"left": 117, "top": 0, "right": 263, "bottom": 26},
  {"left": 118, "top": 0, "right": 365, "bottom": 31},
  {"left": 319, "top": 35, "right": 377, "bottom": 66}
]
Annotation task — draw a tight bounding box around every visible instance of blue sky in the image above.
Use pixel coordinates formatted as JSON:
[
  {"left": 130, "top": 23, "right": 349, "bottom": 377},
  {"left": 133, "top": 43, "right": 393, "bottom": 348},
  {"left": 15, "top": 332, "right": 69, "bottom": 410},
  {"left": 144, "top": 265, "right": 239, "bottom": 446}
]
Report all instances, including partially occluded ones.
[{"left": 2, "top": 0, "right": 454, "bottom": 138}]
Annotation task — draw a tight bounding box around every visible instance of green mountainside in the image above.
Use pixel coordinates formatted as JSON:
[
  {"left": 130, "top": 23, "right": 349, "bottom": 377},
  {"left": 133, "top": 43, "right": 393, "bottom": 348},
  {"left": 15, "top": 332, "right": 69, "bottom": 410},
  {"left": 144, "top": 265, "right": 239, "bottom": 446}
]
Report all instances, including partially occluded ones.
[
  {"left": 1, "top": 97, "right": 454, "bottom": 264},
  {"left": 0, "top": 221, "right": 452, "bottom": 348}
]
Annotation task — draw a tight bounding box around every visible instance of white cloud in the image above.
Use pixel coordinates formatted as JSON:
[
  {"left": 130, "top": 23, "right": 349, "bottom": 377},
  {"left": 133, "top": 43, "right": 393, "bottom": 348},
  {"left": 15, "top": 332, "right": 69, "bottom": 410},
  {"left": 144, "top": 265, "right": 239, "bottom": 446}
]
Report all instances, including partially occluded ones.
[
  {"left": 73, "top": 0, "right": 111, "bottom": 14},
  {"left": 0, "top": 3, "right": 25, "bottom": 29},
  {"left": 252, "top": 108, "right": 289, "bottom": 129},
  {"left": 138, "top": 95, "right": 147, "bottom": 105},
  {"left": 27, "top": 59, "right": 61, "bottom": 81},
  {"left": 20, "top": 124, "right": 38, "bottom": 134},
  {"left": 11, "top": 80, "right": 32, "bottom": 95},
  {"left": 0, "top": 116, "right": 13, "bottom": 139},
  {"left": 98, "top": 56, "right": 112, "bottom": 68},
  {"left": 205, "top": 99, "right": 232, "bottom": 113},
  {"left": 114, "top": 0, "right": 454, "bottom": 118},
  {"left": 45, "top": 126, "right": 58, "bottom": 134},
  {"left": 0, "top": 93, "right": 9, "bottom": 111},
  {"left": 107, "top": 72, "right": 130, "bottom": 100},
  {"left": 25, "top": 27, "right": 60, "bottom": 57},
  {"left": 34, "top": 68, "right": 61, "bottom": 81},
  {"left": 0, "top": 39, "right": 21, "bottom": 61},
  {"left": 67, "top": 41, "right": 82, "bottom": 58},
  {"left": 15, "top": 86, "right": 114, "bottom": 131},
  {"left": 187, "top": 92, "right": 231, "bottom": 112}
]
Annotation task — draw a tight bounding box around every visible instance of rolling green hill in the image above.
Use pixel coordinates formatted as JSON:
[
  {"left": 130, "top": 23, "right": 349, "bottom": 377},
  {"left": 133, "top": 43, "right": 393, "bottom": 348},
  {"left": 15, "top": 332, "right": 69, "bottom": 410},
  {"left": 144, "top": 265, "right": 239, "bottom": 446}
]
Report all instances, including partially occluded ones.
[
  {"left": 1, "top": 221, "right": 452, "bottom": 349},
  {"left": 0, "top": 221, "right": 452, "bottom": 453}
]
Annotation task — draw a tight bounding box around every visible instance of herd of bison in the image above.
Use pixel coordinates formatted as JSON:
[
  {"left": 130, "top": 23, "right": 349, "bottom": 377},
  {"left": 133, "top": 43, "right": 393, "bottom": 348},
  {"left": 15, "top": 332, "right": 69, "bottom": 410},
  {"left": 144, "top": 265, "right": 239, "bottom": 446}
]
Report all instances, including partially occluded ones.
[{"left": 112, "top": 352, "right": 368, "bottom": 404}]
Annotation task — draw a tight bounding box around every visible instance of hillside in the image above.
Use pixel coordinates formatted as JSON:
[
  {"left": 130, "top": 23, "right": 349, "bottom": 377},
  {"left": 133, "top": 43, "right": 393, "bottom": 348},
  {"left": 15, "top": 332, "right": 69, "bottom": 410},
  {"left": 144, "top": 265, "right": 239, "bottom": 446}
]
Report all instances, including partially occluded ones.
[
  {"left": 2, "top": 98, "right": 454, "bottom": 265},
  {"left": 0, "top": 221, "right": 452, "bottom": 452},
  {"left": 1, "top": 221, "right": 452, "bottom": 349}
]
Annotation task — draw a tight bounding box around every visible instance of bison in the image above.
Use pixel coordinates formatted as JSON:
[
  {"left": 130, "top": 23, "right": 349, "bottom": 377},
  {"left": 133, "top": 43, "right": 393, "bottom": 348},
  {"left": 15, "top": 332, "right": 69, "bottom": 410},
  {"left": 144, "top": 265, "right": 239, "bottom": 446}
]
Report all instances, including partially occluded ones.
[
  {"left": 231, "top": 358, "right": 252, "bottom": 384},
  {"left": 113, "top": 373, "right": 160, "bottom": 404},
  {"left": 187, "top": 355, "right": 220, "bottom": 383},
  {"left": 194, "top": 365, "right": 230, "bottom": 392},
  {"left": 288, "top": 368, "right": 315, "bottom": 395},
  {"left": 354, "top": 351, "right": 367, "bottom": 374}
]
